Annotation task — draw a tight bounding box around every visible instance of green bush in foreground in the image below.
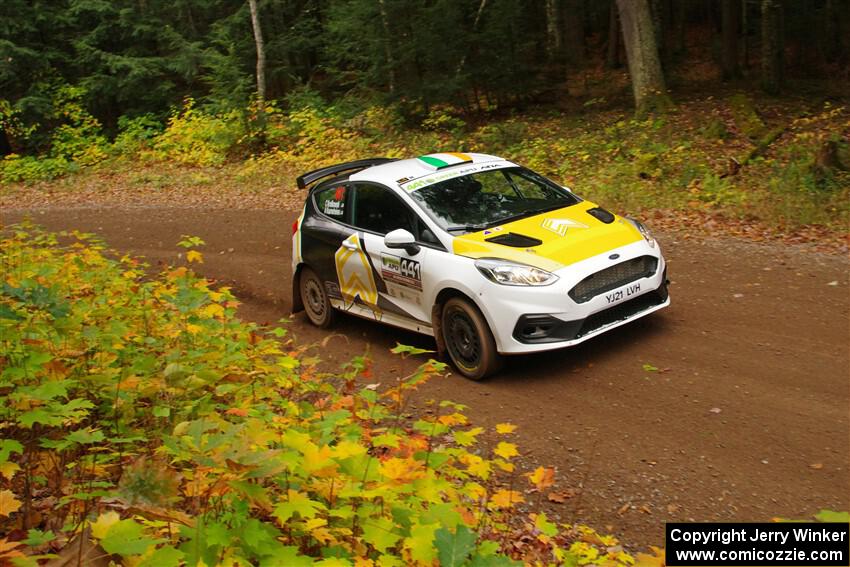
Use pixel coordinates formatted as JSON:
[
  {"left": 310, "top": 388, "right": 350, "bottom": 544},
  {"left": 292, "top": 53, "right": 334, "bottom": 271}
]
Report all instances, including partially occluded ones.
[{"left": 0, "top": 226, "right": 637, "bottom": 566}]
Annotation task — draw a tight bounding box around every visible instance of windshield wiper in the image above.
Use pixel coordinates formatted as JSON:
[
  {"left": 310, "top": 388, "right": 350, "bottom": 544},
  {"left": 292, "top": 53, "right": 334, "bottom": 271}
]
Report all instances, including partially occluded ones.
[{"left": 495, "top": 202, "right": 573, "bottom": 226}]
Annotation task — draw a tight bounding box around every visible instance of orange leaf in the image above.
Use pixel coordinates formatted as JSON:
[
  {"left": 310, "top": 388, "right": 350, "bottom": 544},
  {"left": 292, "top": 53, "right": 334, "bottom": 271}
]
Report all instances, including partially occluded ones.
[
  {"left": 0, "top": 490, "right": 22, "bottom": 517},
  {"left": 489, "top": 489, "right": 525, "bottom": 509},
  {"left": 527, "top": 466, "right": 555, "bottom": 491}
]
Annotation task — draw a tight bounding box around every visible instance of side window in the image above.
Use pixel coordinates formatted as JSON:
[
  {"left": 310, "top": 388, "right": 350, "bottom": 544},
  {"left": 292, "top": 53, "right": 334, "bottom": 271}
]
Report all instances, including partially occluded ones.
[
  {"left": 352, "top": 183, "right": 416, "bottom": 235},
  {"left": 314, "top": 184, "right": 349, "bottom": 221}
]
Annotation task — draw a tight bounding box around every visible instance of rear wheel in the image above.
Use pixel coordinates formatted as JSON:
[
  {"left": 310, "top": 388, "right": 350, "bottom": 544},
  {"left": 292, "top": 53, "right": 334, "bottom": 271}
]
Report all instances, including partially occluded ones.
[
  {"left": 299, "top": 267, "right": 334, "bottom": 328},
  {"left": 441, "top": 297, "right": 503, "bottom": 380}
]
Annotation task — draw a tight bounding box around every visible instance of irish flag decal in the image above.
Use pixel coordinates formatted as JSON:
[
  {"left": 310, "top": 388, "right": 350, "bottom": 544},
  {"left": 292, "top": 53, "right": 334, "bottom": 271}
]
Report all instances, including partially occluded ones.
[{"left": 416, "top": 152, "right": 473, "bottom": 170}]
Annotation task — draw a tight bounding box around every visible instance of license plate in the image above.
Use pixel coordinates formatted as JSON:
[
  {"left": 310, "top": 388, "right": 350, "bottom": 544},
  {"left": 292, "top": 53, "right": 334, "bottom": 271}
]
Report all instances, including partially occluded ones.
[{"left": 605, "top": 282, "right": 642, "bottom": 304}]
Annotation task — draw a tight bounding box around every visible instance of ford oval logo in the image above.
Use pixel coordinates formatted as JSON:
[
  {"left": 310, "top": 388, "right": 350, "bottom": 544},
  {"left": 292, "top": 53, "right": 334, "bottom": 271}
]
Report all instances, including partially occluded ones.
[{"left": 609, "top": 253, "right": 620, "bottom": 260}]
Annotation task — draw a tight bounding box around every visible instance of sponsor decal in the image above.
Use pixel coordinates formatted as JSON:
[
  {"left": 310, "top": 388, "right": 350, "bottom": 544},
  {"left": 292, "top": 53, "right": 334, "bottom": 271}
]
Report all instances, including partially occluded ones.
[
  {"left": 334, "top": 234, "right": 379, "bottom": 311},
  {"left": 323, "top": 199, "right": 344, "bottom": 216},
  {"left": 483, "top": 226, "right": 503, "bottom": 235},
  {"left": 381, "top": 253, "right": 422, "bottom": 290},
  {"left": 400, "top": 161, "right": 512, "bottom": 191},
  {"left": 541, "top": 217, "right": 588, "bottom": 237}
]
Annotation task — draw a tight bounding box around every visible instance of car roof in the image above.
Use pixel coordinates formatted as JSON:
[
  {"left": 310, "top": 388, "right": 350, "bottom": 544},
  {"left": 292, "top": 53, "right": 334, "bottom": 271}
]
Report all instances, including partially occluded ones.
[{"left": 349, "top": 152, "right": 512, "bottom": 189}]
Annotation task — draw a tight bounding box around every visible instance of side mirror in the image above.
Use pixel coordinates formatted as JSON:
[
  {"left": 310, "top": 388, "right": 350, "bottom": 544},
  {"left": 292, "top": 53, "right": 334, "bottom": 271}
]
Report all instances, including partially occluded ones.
[{"left": 384, "top": 229, "right": 420, "bottom": 256}]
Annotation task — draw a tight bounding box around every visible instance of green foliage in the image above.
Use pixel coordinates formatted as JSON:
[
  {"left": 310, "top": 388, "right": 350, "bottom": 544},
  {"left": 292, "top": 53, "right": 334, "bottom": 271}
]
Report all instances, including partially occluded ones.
[
  {"left": 0, "top": 225, "right": 636, "bottom": 566},
  {"left": 0, "top": 155, "right": 75, "bottom": 183},
  {"left": 113, "top": 115, "right": 164, "bottom": 156}
]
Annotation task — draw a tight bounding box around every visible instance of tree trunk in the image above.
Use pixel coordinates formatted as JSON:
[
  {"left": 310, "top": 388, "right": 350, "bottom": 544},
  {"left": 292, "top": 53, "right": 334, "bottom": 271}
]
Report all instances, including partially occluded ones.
[
  {"left": 562, "top": 0, "right": 585, "bottom": 66},
  {"left": 377, "top": 0, "right": 396, "bottom": 94},
  {"left": 649, "top": 0, "right": 665, "bottom": 61},
  {"left": 761, "top": 0, "right": 783, "bottom": 94},
  {"left": 616, "top": 0, "right": 672, "bottom": 116},
  {"left": 455, "top": 0, "right": 488, "bottom": 77},
  {"left": 672, "top": 0, "right": 687, "bottom": 57},
  {"left": 721, "top": 0, "right": 740, "bottom": 80},
  {"left": 606, "top": 0, "right": 621, "bottom": 68},
  {"left": 545, "top": 0, "right": 562, "bottom": 62},
  {"left": 741, "top": 0, "right": 749, "bottom": 69},
  {"left": 247, "top": 0, "right": 266, "bottom": 104},
  {"left": 822, "top": 0, "right": 838, "bottom": 63},
  {"left": 0, "top": 128, "right": 11, "bottom": 156}
]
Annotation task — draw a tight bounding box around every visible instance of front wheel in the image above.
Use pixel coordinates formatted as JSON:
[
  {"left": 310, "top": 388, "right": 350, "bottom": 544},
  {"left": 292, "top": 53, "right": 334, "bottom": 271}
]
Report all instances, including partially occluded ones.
[
  {"left": 441, "top": 297, "right": 503, "bottom": 380},
  {"left": 299, "top": 267, "right": 335, "bottom": 328}
]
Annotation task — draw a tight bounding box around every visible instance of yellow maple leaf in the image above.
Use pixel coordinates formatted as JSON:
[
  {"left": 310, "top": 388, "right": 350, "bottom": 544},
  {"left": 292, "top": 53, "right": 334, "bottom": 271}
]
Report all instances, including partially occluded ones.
[
  {"left": 489, "top": 489, "right": 524, "bottom": 509},
  {"left": 494, "top": 441, "right": 519, "bottom": 459},
  {"left": 186, "top": 250, "right": 204, "bottom": 263},
  {"left": 0, "top": 490, "right": 21, "bottom": 517},
  {"left": 379, "top": 457, "right": 423, "bottom": 482},
  {"left": 462, "top": 454, "right": 491, "bottom": 480},
  {"left": 527, "top": 466, "right": 555, "bottom": 490},
  {"left": 0, "top": 462, "right": 20, "bottom": 481},
  {"left": 89, "top": 510, "right": 121, "bottom": 539},
  {"left": 186, "top": 323, "right": 203, "bottom": 335},
  {"left": 332, "top": 440, "right": 367, "bottom": 460},
  {"left": 495, "top": 423, "right": 517, "bottom": 434},
  {"left": 199, "top": 303, "right": 225, "bottom": 319}
]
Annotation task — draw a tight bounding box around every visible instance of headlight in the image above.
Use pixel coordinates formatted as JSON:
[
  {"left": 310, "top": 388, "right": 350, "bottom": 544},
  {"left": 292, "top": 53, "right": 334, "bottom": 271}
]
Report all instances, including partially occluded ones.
[
  {"left": 627, "top": 218, "right": 656, "bottom": 248},
  {"left": 475, "top": 258, "right": 559, "bottom": 286}
]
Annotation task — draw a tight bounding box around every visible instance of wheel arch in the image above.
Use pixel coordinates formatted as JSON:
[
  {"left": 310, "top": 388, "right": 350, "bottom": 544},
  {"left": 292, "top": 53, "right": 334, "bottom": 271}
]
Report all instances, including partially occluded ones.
[{"left": 431, "top": 285, "right": 498, "bottom": 356}]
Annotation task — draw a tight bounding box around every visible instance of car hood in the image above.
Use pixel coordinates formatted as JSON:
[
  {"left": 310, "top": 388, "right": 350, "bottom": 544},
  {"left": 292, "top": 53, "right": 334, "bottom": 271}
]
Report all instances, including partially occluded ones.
[{"left": 451, "top": 201, "right": 644, "bottom": 272}]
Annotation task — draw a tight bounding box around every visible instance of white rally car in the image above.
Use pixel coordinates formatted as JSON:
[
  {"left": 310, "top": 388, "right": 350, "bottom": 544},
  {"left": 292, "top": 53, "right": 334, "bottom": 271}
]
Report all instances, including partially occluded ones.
[{"left": 291, "top": 153, "right": 669, "bottom": 379}]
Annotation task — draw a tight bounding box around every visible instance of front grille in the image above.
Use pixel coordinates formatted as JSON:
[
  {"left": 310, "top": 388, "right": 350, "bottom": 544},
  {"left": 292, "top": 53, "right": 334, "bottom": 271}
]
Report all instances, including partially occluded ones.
[{"left": 569, "top": 255, "right": 658, "bottom": 304}]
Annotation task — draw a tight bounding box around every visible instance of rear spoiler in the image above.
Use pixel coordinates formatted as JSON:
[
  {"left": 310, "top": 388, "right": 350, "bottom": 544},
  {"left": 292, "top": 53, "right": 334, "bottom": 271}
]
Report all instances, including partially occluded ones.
[{"left": 296, "top": 158, "right": 398, "bottom": 190}]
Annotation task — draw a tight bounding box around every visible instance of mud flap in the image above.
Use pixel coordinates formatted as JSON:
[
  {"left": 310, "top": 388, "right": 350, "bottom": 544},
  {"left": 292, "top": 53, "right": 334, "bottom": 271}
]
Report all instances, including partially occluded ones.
[
  {"left": 431, "top": 303, "right": 447, "bottom": 359},
  {"left": 291, "top": 265, "right": 304, "bottom": 313}
]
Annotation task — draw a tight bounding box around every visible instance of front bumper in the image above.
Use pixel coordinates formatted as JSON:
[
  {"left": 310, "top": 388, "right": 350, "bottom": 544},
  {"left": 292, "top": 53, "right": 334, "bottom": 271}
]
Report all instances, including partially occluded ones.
[
  {"left": 477, "top": 240, "right": 670, "bottom": 354},
  {"left": 512, "top": 281, "right": 668, "bottom": 344}
]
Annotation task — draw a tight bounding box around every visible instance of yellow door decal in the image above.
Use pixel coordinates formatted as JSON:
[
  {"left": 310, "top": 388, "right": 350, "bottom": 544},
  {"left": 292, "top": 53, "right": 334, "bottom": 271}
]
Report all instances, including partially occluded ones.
[
  {"left": 334, "top": 234, "right": 379, "bottom": 312},
  {"left": 541, "top": 218, "right": 588, "bottom": 237}
]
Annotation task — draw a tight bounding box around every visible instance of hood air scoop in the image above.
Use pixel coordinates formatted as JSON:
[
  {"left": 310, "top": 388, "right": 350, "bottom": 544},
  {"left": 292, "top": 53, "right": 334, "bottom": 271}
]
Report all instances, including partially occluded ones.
[
  {"left": 485, "top": 232, "right": 543, "bottom": 248},
  {"left": 586, "top": 207, "right": 615, "bottom": 223}
]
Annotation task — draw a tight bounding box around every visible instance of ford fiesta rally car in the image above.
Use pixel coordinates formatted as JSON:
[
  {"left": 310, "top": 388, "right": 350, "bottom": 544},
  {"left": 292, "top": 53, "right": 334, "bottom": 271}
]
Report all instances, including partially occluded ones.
[{"left": 292, "top": 152, "right": 669, "bottom": 379}]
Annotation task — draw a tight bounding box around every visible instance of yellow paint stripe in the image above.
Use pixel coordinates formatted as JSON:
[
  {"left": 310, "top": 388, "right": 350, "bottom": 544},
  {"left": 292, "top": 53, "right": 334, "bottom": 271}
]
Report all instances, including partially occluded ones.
[{"left": 446, "top": 152, "right": 472, "bottom": 162}]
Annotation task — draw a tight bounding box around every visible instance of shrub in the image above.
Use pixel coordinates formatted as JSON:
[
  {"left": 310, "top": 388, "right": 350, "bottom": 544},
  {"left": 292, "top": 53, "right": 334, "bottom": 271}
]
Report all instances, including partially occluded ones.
[
  {"left": 113, "top": 114, "right": 165, "bottom": 156},
  {"left": 0, "top": 154, "right": 76, "bottom": 183},
  {"left": 147, "top": 99, "right": 243, "bottom": 166}
]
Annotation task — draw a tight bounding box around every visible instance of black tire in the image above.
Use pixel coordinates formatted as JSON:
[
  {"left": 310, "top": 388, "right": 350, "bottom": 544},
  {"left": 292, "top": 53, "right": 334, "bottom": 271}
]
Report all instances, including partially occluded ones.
[
  {"left": 441, "top": 297, "right": 503, "bottom": 380},
  {"left": 299, "top": 267, "right": 335, "bottom": 328}
]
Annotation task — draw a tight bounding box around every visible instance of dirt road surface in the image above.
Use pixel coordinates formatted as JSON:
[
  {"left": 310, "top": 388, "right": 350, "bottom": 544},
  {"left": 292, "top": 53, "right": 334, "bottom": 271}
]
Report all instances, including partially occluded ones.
[{"left": 3, "top": 206, "right": 848, "bottom": 547}]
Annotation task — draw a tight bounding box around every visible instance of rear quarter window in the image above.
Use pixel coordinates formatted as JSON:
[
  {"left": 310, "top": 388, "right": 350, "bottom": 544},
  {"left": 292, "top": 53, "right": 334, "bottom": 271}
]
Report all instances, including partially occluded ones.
[{"left": 314, "top": 185, "right": 348, "bottom": 220}]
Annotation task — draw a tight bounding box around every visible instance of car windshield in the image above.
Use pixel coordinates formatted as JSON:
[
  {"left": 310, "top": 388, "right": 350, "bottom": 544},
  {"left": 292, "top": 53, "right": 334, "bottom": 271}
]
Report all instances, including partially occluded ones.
[{"left": 408, "top": 166, "right": 580, "bottom": 233}]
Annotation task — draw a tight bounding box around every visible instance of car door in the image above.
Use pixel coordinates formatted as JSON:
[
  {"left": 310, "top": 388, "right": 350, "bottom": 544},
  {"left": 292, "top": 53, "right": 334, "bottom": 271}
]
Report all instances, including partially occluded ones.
[{"left": 349, "top": 182, "right": 437, "bottom": 326}]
